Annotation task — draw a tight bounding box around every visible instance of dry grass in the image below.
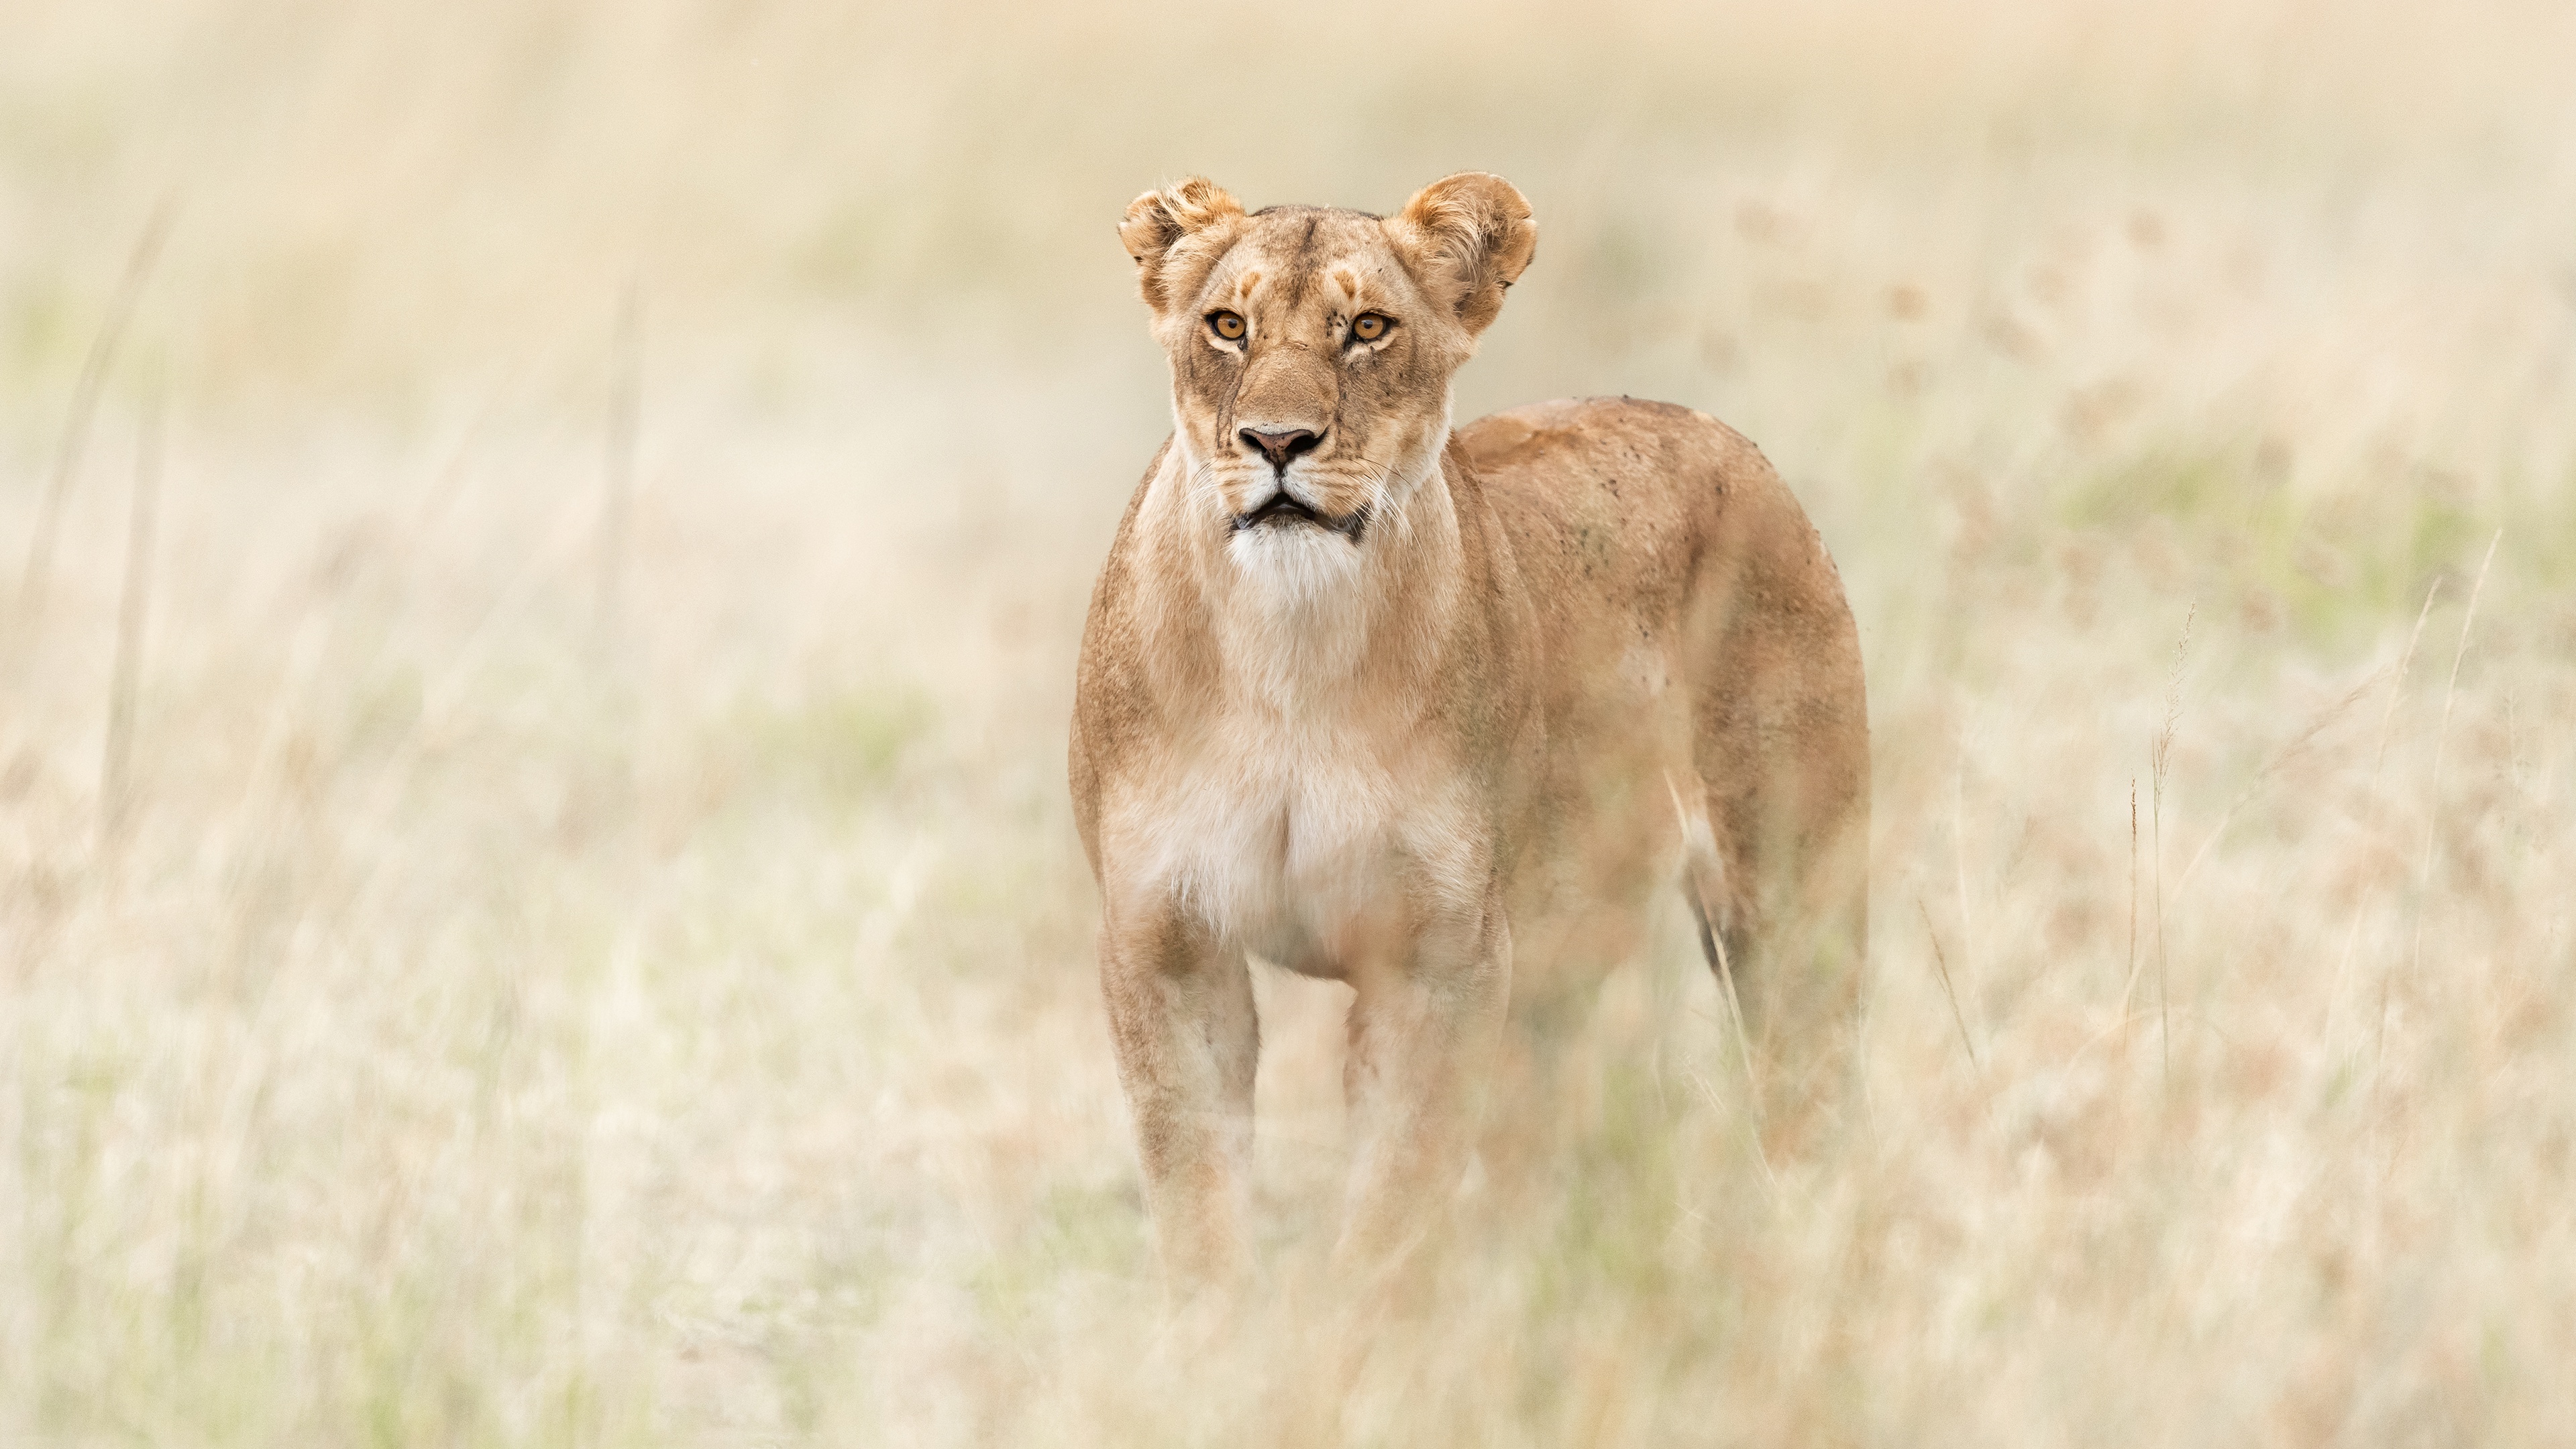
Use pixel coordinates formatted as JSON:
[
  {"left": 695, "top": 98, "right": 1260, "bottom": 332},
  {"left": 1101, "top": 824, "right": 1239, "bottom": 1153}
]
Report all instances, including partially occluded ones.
[{"left": 5, "top": 0, "right": 2575, "bottom": 1442}]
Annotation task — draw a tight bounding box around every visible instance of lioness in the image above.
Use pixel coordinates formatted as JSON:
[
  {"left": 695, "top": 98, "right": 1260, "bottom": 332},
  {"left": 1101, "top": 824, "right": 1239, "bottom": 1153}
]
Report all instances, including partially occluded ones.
[{"left": 1070, "top": 172, "right": 1868, "bottom": 1291}]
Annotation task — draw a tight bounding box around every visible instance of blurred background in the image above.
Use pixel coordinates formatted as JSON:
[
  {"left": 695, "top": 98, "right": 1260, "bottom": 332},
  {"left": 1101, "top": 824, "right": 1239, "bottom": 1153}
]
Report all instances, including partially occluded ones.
[{"left": 5, "top": 1, "right": 2574, "bottom": 1442}]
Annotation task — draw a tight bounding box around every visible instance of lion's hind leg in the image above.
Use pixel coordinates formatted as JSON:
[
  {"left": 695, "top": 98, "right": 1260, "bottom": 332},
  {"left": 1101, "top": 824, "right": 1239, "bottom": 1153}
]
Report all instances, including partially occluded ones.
[{"left": 1680, "top": 729, "right": 1869, "bottom": 1146}]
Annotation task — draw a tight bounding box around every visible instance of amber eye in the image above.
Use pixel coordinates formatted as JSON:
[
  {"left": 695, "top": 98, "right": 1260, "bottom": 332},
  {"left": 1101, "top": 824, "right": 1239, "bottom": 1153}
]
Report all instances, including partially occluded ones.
[
  {"left": 1208, "top": 311, "right": 1246, "bottom": 341},
  {"left": 1350, "top": 313, "right": 1390, "bottom": 343}
]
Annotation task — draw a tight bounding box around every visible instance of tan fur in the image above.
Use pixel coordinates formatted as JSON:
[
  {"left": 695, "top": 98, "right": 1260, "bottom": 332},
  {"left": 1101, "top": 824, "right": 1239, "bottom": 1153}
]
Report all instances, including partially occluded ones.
[{"left": 1073, "top": 174, "right": 1868, "bottom": 1293}]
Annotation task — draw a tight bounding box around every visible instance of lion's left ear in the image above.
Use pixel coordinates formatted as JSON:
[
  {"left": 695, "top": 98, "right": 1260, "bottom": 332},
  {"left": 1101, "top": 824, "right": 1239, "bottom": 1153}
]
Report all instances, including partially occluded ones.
[{"left": 1386, "top": 172, "right": 1537, "bottom": 336}]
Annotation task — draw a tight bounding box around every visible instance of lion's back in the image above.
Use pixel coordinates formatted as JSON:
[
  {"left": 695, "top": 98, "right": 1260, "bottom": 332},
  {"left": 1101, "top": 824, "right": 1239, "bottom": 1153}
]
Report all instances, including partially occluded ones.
[{"left": 1454, "top": 396, "right": 1817, "bottom": 641}]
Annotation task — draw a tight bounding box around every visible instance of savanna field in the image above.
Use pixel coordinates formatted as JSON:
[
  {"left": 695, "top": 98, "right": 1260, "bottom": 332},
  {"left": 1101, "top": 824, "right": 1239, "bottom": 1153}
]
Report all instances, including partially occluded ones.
[{"left": 5, "top": 1, "right": 2575, "bottom": 1442}]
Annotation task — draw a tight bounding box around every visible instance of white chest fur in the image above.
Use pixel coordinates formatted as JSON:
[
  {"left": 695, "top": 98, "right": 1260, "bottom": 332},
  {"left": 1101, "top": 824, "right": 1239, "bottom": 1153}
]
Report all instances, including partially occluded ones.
[
  {"left": 1110, "top": 703, "right": 1481, "bottom": 978},
  {"left": 1109, "top": 525, "right": 1481, "bottom": 975}
]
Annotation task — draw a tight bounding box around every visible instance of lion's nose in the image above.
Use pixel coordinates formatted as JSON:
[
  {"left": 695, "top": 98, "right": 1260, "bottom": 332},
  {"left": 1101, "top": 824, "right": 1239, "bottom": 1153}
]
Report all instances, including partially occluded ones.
[{"left": 1238, "top": 427, "right": 1323, "bottom": 471}]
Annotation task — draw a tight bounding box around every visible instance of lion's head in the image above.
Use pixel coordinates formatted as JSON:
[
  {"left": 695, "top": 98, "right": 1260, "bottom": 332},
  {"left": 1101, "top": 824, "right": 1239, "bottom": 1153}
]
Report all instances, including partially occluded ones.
[{"left": 1119, "top": 173, "right": 1536, "bottom": 557}]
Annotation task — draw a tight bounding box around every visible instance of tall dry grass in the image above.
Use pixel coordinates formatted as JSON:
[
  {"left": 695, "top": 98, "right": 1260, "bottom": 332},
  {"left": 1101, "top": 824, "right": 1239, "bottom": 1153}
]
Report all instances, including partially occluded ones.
[{"left": 4, "top": 0, "right": 2574, "bottom": 1442}]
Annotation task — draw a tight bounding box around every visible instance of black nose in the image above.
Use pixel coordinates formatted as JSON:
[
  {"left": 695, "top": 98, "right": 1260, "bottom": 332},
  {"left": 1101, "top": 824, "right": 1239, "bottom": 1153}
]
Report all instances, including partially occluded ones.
[{"left": 1238, "top": 427, "right": 1323, "bottom": 470}]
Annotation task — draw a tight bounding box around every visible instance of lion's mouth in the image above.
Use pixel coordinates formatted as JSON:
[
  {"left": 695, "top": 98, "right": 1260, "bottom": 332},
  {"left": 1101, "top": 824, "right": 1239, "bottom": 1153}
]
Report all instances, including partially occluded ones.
[{"left": 1232, "top": 490, "right": 1371, "bottom": 543}]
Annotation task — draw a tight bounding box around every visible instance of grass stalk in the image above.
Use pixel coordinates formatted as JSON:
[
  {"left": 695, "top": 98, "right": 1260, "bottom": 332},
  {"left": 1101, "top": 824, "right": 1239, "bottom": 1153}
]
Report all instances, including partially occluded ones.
[
  {"left": 2326, "top": 579, "right": 2442, "bottom": 1044},
  {"left": 1690, "top": 878, "right": 1778, "bottom": 1191},
  {"left": 597, "top": 283, "right": 643, "bottom": 643},
  {"left": 18, "top": 201, "right": 174, "bottom": 643},
  {"left": 1919, "top": 897, "right": 1981, "bottom": 1074},
  {"left": 2387, "top": 531, "right": 2502, "bottom": 1059},
  {"left": 2121, "top": 778, "right": 2139, "bottom": 1036},
  {"left": 100, "top": 400, "right": 162, "bottom": 856}
]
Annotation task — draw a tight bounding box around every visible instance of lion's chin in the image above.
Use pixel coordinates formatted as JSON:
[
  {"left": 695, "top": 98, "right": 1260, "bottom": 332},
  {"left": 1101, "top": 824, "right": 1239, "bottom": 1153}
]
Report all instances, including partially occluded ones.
[{"left": 1224, "top": 515, "right": 1367, "bottom": 605}]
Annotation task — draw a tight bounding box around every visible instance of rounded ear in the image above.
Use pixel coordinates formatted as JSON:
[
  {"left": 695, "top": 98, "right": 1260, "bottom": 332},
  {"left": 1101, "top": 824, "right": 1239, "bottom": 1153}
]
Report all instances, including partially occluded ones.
[
  {"left": 1118, "top": 177, "right": 1245, "bottom": 316},
  {"left": 1386, "top": 172, "right": 1537, "bottom": 336}
]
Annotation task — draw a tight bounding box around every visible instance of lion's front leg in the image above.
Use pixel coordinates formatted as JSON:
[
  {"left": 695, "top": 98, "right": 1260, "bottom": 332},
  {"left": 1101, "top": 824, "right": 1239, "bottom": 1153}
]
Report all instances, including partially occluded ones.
[
  {"left": 1334, "top": 896, "right": 1511, "bottom": 1273},
  {"left": 1097, "top": 898, "right": 1259, "bottom": 1299}
]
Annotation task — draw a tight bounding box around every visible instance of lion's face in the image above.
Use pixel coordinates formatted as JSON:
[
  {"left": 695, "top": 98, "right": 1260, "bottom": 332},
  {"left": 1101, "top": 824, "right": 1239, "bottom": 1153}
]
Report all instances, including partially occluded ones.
[{"left": 1120, "top": 174, "right": 1536, "bottom": 555}]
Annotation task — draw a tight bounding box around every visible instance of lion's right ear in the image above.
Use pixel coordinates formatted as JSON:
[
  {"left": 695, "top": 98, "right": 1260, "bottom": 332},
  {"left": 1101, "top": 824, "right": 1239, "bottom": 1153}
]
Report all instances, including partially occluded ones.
[{"left": 1120, "top": 178, "right": 1245, "bottom": 315}]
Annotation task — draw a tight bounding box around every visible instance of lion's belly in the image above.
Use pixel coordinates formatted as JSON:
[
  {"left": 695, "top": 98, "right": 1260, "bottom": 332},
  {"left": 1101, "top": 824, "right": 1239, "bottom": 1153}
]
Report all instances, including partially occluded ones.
[{"left": 1499, "top": 633, "right": 1707, "bottom": 980}]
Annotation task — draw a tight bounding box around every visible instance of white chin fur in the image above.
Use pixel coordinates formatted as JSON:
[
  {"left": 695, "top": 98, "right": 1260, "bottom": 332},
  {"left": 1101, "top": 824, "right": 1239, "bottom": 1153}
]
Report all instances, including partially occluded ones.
[
  {"left": 1219, "top": 521, "right": 1373, "bottom": 702},
  {"left": 1224, "top": 521, "right": 1362, "bottom": 607}
]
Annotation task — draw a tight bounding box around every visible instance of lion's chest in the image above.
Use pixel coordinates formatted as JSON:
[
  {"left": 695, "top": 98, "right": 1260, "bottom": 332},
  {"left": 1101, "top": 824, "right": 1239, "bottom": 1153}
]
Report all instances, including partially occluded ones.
[{"left": 1119, "top": 714, "right": 1483, "bottom": 977}]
